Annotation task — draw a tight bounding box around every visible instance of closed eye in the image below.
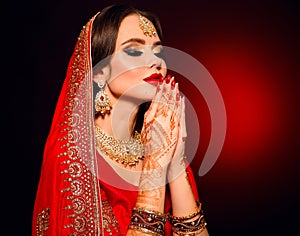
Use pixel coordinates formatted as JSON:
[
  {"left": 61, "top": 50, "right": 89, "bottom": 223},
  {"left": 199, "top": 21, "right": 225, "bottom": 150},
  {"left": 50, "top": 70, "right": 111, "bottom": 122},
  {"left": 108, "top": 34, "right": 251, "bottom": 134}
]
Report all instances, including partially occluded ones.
[
  {"left": 153, "top": 46, "right": 164, "bottom": 59},
  {"left": 154, "top": 50, "right": 164, "bottom": 59},
  {"left": 123, "top": 47, "right": 143, "bottom": 57}
]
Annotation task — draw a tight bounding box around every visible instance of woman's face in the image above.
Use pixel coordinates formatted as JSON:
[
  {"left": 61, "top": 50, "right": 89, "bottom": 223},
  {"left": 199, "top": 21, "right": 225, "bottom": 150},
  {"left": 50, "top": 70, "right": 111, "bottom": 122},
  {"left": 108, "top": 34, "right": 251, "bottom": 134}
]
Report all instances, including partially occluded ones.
[{"left": 106, "top": 14, "right": 167, "bottom": 102}]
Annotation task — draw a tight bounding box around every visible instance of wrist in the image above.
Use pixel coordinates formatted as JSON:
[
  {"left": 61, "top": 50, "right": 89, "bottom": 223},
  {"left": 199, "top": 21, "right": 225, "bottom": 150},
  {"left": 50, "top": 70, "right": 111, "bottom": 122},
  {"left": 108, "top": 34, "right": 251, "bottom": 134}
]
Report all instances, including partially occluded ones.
[
  {"left": 139, "top": 164, "right": 168, "bottom": 190},
  {"left": 167, "top": 155, "right": 187, "bottom": 182}
]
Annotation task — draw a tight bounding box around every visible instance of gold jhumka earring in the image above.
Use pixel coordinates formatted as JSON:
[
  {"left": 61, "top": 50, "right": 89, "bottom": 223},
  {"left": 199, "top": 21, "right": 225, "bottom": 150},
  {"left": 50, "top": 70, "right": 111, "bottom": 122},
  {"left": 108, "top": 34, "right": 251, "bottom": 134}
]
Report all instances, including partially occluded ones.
[
  {"left": 95, "top": 79, "right": 112, "bottom": 117},
  {"left": 138, "top": 14, "right": 157, "bottom": 37}
]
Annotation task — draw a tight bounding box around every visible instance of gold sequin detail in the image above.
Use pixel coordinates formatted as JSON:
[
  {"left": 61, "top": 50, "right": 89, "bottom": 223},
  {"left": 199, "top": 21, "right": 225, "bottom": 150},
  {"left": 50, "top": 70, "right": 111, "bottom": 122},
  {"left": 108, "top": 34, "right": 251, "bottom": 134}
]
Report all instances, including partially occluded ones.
[
  {"left": 138, "top": 14, "right": 157, "bottom": 37},
  {"left": 36, "top": 208, "right": 50, "bottom": 236},
  {"left": 102, "top": 200, "right": 120, "bottom": 235}
]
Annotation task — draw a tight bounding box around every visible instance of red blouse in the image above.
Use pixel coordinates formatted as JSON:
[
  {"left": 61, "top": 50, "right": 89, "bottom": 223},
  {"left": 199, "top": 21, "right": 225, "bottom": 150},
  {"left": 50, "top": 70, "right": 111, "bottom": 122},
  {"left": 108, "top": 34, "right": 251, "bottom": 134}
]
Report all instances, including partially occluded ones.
[{"left": 97, "top": 152, "right": 199, "bottom": 235}]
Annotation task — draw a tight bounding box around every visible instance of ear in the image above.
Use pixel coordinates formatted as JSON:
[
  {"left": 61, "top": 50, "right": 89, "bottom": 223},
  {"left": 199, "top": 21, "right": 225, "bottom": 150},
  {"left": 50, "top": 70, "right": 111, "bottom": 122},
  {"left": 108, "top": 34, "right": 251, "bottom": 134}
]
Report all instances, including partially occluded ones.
[{"left": 92, "top": 65, "right": 110, "bottom": 84}]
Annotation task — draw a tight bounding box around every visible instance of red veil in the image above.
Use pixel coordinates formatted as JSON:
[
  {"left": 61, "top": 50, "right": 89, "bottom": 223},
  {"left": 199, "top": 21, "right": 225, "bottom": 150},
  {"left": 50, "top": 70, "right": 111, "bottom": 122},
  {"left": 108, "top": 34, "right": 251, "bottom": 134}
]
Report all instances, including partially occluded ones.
[{"left": 32, "top": 12, "right": 199, "bottom": 236}]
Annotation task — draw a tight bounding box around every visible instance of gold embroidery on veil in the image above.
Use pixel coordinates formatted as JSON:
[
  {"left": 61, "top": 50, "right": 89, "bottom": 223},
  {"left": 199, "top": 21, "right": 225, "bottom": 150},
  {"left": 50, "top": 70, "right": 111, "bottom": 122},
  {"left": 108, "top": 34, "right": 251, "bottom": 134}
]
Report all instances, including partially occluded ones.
[{"left": 36, "top": 208, "right": 50, "bottom": 236}]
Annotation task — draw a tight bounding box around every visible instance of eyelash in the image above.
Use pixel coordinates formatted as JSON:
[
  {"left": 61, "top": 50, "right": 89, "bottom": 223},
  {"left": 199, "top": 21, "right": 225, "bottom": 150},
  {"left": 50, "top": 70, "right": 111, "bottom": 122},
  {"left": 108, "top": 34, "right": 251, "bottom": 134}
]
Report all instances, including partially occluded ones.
[
  {"left": 123, "top": 47, "right": 164, "bottom": 58},
  {"left": 123, "top": 48, "right": 143, "bottom": 57},
  {"left": 154, "top": 50, "right": 164, "bottom": 59}
]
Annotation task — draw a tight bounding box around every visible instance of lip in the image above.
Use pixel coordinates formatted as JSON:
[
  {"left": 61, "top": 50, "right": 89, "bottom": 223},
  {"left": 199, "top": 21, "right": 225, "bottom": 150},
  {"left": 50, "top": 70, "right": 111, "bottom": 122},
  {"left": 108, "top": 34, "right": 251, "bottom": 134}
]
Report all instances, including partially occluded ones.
[{"left": 143, "top": 73, "right": 163, "bottom": 86}]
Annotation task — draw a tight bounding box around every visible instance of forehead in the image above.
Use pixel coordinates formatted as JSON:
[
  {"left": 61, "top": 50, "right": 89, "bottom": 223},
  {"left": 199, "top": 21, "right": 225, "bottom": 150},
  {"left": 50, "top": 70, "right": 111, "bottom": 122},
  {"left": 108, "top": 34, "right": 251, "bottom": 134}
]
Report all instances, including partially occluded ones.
[{"left": 116, "top": 14, "right": 159, "bottom": 45}]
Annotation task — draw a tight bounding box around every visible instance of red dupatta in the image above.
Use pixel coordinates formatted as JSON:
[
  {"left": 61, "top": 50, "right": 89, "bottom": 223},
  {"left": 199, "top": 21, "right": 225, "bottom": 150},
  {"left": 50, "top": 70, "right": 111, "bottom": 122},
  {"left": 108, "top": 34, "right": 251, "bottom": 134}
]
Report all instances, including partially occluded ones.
[{"left": 32, "top": 13, "right": 103, "bottom": 235}]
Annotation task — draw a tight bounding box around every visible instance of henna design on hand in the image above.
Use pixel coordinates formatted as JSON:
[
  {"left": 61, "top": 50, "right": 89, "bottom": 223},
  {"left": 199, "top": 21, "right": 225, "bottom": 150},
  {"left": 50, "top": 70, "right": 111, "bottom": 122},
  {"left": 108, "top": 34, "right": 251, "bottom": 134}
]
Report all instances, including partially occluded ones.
[
  {"left": 135, "top": 76, "right": 183, "bottom": 210},
  {"left": 141, "top": 77, "right": 182, "bottom": 169}
]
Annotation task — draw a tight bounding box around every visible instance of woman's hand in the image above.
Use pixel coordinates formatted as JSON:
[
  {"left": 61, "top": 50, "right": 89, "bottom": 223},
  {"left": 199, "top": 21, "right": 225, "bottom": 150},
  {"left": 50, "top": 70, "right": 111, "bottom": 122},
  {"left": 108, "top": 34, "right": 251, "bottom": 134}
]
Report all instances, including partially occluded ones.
[
  {"left": 141, "top": 76, "right": 182, "bottom": 174},
  {"left": 135, "top": 76, "right": 181, "bottom": 207},
  {"left": 167, "top": 96, "right": 187, "bottom": 182}
]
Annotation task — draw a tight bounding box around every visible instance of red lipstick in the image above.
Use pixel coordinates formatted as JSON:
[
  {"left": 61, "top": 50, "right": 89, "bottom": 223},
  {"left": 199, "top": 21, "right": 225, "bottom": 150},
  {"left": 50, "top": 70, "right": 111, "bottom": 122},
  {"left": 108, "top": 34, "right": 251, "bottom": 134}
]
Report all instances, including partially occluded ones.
[{"left": 143, "top": 73, "right": 163, "bottom": 86}]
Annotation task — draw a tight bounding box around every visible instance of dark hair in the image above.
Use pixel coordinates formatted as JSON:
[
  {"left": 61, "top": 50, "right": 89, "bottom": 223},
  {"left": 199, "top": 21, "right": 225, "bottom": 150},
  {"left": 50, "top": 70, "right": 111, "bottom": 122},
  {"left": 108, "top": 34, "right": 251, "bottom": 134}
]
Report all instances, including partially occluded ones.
[
  {"left": 91, "top": 4, "right": 163, "bottom": 67},
  {"left": 91, "top": 4, "right": 163, "bottom": 134}
]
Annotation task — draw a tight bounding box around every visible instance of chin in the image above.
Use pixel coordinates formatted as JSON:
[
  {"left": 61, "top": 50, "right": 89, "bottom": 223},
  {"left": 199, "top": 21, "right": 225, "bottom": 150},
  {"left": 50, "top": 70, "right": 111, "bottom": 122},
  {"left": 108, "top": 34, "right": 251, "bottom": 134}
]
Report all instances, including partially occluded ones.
[
  {"left": 121, "top": 83, "right": 156, "bottom": 102},
  {"left": 137, "top": 86, "right": 156, "bottom": 101}
]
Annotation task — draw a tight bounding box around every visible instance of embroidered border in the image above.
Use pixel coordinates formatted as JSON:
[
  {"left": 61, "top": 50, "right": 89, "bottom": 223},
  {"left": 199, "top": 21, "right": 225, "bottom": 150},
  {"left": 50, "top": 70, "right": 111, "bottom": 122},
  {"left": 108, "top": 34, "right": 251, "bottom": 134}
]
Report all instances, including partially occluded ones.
[
  {"left": 57, "top": 13, "right": 102, "bottom": 235},
  {"left": 102, "top": 200, "right": 120, "bottom": 235},
  {"left": 36, "top": 208, "right": 50, "bottom": 236}
]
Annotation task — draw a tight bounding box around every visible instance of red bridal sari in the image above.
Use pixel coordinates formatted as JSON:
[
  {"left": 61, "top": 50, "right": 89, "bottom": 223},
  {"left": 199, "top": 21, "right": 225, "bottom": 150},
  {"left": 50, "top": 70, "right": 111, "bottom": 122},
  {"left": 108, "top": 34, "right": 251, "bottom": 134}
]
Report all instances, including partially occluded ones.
[{"left": 32, "top": 12, "right": 199, "bottom": 236}]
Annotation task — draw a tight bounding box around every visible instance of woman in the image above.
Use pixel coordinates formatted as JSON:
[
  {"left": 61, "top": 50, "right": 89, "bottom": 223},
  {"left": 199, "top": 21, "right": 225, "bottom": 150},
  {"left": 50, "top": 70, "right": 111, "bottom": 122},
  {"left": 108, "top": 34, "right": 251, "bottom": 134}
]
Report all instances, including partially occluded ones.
[{"left": 32, "top": 4, "right": 209, "bottom": 236}]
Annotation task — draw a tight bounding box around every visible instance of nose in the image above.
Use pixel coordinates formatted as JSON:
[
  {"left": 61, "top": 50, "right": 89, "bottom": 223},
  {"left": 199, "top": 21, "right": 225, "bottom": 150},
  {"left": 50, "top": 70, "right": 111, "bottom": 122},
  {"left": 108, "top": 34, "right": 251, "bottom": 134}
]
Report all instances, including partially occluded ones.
[
  {"left": 149, "top": 56, "right": 162, "bottom": 71},
  {"left": 144, "top": 46, "right": 164, "bottom": 72},
  {"left": 150, "top": 62, "right": 161, "bottom": 70}
]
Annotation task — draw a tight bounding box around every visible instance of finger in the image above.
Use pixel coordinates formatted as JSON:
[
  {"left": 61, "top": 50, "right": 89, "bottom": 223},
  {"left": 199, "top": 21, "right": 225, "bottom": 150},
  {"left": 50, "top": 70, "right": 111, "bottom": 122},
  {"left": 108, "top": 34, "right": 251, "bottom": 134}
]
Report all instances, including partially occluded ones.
[
  {"left": 167, "top": 77, "right": 177, "bottom": 113},
  {"left": 153, "top": 79, "right": 164, "bottom": 102},
  {"left": 170, "top": 83, "right": 181, "bottom": 123},
  {"left": 160, "top": 78, "right": 171, "bottom": 109},
  {"left": 144, "top": 80, "right": 165, "bottom": 122},
  {"left": 180, "top": 96, "right": 187, "bottom": 140},
  {"left": 152, "top": 76, "right": 173, "bottom": 119}
]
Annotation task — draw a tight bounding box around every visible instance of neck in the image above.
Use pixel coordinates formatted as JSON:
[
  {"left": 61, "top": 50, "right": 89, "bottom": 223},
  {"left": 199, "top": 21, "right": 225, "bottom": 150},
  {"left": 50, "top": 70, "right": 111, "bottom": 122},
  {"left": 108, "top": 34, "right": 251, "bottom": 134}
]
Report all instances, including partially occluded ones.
[{"left": 94, "top": 97, "right": 140, "bottom": 140}]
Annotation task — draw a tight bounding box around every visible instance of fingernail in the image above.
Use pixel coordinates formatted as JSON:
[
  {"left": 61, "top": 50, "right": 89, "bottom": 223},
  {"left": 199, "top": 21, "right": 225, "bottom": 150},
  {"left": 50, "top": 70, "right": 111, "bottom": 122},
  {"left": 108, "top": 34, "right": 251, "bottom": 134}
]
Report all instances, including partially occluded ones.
[
  {"left": 165, "top": 74, "right": 171, "bottom": 84},
  {"left": 176, "top": 93, "right": 181, "bottom": 101},
  {"left": 171, "top": 79, "right": 176, "bottom": 88},
  {"left": 159, "top": 74, "right": 164, "bottom": 83}
]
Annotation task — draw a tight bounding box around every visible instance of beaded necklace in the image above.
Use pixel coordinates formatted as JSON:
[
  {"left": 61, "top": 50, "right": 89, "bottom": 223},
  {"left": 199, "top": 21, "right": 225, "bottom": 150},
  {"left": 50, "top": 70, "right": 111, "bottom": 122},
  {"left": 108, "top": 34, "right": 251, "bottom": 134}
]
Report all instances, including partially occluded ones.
[{"left": 95, "top": 125, "right": 144, "bottom": 167}]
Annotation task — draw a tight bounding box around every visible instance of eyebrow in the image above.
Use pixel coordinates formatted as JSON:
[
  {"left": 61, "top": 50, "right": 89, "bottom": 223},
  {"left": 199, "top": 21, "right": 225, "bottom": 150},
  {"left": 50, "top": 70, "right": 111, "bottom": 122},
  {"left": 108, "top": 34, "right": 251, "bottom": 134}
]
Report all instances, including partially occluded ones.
[{"left": 121, "top": 38, "right": 162, "bottom": 46}]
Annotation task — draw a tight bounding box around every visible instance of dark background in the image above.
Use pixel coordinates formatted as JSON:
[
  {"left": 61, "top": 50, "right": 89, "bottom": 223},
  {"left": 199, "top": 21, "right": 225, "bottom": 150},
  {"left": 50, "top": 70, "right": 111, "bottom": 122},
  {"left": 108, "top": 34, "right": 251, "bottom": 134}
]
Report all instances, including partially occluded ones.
[{"left": 6, "top": 0, "right": 299, "bottom": 235}]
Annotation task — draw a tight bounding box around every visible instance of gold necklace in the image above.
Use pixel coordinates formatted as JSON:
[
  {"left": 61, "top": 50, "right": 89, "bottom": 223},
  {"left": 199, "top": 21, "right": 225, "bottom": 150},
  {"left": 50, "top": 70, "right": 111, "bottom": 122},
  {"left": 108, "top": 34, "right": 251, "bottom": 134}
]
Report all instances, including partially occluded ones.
[{"left": 94, "top": 125, "right": 144, "bottom": 167}]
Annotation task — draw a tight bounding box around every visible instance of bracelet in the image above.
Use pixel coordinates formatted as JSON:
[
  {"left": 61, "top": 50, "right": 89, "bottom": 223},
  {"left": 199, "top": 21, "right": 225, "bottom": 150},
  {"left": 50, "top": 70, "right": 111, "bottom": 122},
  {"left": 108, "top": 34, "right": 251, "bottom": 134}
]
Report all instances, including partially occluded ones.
[
  {"left": 129, "top": 208, "right": 167, "bottom": 236},
  {"left": 168, "top": 201, "right": 207, "bottom": 235},
  {"left": 168, "top": 201, "right": 202, "bottom": 223},
  {"left": 172, "top": 215, "right": 207, "bottom": 233},
  {"left": 172, "top": 224, "right": 207, "bottom": 236}
]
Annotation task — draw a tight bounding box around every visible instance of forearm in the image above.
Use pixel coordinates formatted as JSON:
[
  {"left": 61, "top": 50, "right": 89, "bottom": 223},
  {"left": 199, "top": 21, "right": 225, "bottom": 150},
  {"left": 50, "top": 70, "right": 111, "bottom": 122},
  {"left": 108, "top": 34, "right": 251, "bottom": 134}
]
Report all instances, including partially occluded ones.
[
  {"left": 135, "top": 155, "right": 167, "bottom": 211},
  {"left": 169, "top": 171, "right": 209, "bottom": 236},
  {"left": 126, "top": 186, "right": 166, "bottom": 236},
  {"left": 135, "top": 183, "right": 166, "bottom": 211},
  {"left": 169, "top": 170, "right": 197, "bottom": 216},
  {"left": 126, "top": 157, "right": 167, "bottom": 235}
]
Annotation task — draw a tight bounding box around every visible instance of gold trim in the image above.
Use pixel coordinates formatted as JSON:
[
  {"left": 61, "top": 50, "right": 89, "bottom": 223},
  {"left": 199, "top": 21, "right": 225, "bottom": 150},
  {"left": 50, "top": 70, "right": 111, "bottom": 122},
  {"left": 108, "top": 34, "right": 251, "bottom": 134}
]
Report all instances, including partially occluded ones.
[{"left": 36, "top": 208, "right": 50, "bottom": 236}]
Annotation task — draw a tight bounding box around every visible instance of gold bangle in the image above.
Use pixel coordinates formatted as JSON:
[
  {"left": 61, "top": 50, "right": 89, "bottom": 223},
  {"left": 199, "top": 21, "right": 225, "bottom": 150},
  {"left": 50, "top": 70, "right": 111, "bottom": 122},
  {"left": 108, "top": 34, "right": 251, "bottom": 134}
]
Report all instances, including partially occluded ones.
[
  {"left": 172, "top": 223, "right": 207, "bottom": 236},
  {"left": 171, "top": 215, "right": 207, "bottom": 235},
  {"left": 168, "top": 201, "right": 207, "bottom": 235},
  {"left": 129, "top": 207, "right": 167, "bottom": 236},
  {"left": 133, "top": 207, "right": 167, "bottom": 218},
  {"left": 168, "top": 201, "right": 202, "bottom": 222},
  {"left": 129, "top": 225, "right": 163, "bottom": 236}
]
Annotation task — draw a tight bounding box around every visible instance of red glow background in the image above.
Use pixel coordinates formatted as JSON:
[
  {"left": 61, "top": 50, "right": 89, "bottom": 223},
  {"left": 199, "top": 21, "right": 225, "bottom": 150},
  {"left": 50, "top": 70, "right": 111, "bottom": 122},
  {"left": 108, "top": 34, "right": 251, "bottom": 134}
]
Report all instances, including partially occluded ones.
[{"left": 6, "top": 0, "right": 299, "bottom": 235}]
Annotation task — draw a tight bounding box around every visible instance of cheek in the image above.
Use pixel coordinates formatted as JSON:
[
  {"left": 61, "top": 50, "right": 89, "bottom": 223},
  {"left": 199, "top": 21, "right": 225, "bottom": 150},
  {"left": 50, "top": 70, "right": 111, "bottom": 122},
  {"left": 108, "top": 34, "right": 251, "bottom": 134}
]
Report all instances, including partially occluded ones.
[
  {"left": 108, "top": 70, "right": 144, "bottom": 96},
  {"left": 108, "top": 54, "right": 149, "bottom": 95},
  {"left": 110, "top": 53, "right": 146, "bottom": 78}
]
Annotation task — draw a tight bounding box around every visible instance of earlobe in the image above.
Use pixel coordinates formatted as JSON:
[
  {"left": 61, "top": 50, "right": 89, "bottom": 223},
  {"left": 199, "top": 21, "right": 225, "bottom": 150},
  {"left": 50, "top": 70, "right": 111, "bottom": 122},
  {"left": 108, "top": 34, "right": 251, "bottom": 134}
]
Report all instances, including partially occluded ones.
[
  {"left": 93, "top": 72, "right": 103, "bottom": 84},
  {"left": 93, "top": 66, "right": 110, "bottom": 84}
]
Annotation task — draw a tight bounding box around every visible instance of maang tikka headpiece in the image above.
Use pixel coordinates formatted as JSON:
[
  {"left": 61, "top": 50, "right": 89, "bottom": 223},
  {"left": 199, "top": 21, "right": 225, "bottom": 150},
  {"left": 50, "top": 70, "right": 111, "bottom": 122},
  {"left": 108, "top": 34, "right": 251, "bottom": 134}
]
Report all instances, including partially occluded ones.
[{"left": 138, "top": 14, "right": 157, "bottom": 37}]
